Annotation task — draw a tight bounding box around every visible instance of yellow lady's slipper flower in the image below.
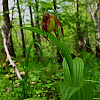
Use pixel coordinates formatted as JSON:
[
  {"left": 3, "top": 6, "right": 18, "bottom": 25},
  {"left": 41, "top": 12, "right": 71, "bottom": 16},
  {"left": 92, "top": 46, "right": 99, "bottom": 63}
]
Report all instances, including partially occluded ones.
[{"left": 42, "top": 12, "right": 64, "bottom": 37}]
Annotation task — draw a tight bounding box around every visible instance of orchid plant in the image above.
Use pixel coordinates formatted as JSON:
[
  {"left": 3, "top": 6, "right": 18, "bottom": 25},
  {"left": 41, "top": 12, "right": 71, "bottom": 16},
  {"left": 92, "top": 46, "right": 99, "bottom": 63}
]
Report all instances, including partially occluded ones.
[{"left": 42, "top": 12, "right": 64, "bottom": 37}]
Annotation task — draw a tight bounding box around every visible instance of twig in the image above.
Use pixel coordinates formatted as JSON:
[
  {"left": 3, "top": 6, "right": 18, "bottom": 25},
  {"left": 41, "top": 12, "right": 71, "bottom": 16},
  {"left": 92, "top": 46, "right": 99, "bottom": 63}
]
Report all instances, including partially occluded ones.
[{"left": 0, "top": 26, "right": 22, "bottom": 80}]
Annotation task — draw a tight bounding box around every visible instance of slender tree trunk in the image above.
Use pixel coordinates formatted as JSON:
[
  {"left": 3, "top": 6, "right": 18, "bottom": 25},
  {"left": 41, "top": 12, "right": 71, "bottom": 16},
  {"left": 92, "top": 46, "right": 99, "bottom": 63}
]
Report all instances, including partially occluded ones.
[
  {"left": 53, "top": 0, "right": 63, "bottom": 64},
  {"left": 17, "top": 0, "right": 25, "bottom": 57},
  {"left": 75, "top": 0, "right": 84, "bottom": 52},
  {"left": 0, "top": 17, "right": 3, "bottom": 61},
  {"left": 85, "top": 30, "right": 92, "bottom": 52},
  {"left": 29, "top": 2, "right": 37, "bottom": 49},
  {"left": 0, "top": 31, "right": 3, "bottom": 62},
  {"left": 53, "top": 0, "right": 57, "bottom": 11},
  {"left": 85, "top": 0, "right": 92, "bottom": 52},
  {"left": 3, "top": 0, "right": 16, "bottom": 58},
  {"left": 95, "top": 1, "right": 100, "bottom": 58},
  {"left": 35, "top": 0, "right": 41, "bottom": 58},
  {"left": 84, "top": 24, "right": 92, "bottom": 52},
  {"left": 88, "top": 0, "right": 100, "bottom": 58}
]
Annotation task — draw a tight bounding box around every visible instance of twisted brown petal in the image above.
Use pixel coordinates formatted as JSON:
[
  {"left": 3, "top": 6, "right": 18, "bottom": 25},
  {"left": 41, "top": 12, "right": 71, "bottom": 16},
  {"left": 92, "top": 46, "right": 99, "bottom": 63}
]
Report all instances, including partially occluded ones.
[{"left": 54, "top": 16, "right": 64, "bottom": 36}]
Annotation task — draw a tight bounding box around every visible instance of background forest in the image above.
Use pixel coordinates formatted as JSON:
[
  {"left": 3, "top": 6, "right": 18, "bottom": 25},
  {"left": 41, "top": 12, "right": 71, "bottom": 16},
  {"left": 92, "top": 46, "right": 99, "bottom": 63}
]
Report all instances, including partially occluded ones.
[{"left": 0, "top": 0, "right": 100, "bottom": 100}]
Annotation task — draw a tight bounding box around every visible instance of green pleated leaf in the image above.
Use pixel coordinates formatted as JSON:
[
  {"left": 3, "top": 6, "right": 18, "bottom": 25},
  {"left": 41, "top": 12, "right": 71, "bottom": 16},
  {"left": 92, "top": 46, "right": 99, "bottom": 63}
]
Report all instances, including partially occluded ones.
[
  {"left": 81, "top": 84, "right": 85, "bottom": 100},
  {"left": 72, "top": 57, "right": 84, "bottom": 86},
  {"left": 63, "top": 57, "right": 72, "bottom": 85},
  {"left": 84, "top": 84, "right": 93, "bottom": 100},
  {"left": 61, "top": 83, "right": 93, "bottom": 100},
  {"left": 22, "top": 27, "right": 73, "bottom": 75},
  {"left": 61, "top": 82, "right": 82, "bottom": 100},
  {"left": 62, "top": 57, "right": 93, "bottom": 100}
]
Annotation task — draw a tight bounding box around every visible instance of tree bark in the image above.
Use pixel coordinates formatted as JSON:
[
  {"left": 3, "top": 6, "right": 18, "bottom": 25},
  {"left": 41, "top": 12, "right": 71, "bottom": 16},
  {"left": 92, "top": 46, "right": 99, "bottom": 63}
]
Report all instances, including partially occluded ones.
[
  {"left": 1, "top": 27, "right": 22, "bottom": 80},
  {"left": 35, "top": 0, "right": 41, "bottom": 58},
  {"left": 85, "top": 0, "right": 92, "bottom": 52},
  {"left": 95, "top": 1, "right": 100, "bottom": 58},
  {"left": 29, "top": 2, "right": 37, "bottom": 49},
  {"left": 88, "top": 0, "right": 100, "bottom": 58},
  {"left": 75, "top": 0, "right": 84, "bottom": 52},
  {"left": 53, "top": 0, "right": 57, "bottom": 11},
  {"left": 0, "top": 31, "right": 3, "bottom": 62},
  {"left": 53, "top": 0, "right": 63, "bottom": 64},
  {"left": 17, "top": 0, "right": 25, "bottom": 57},
  {"left": 3, "top": 0, "right": 16, "bottom": 58}
]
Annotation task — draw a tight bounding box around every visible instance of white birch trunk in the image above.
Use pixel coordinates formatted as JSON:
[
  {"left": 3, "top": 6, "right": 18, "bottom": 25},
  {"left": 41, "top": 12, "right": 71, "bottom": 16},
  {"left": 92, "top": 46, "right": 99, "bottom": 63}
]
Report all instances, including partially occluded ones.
[
  {"left": 0, "top": 27, "right": 22, "bottom": 80},
  {"left": 88, "top": 0, "right": 100, "bottom": 56}
]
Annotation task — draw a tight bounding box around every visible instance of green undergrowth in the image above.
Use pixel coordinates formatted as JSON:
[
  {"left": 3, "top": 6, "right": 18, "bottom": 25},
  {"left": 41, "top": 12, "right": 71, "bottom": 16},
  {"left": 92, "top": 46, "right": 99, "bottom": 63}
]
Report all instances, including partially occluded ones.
[
  {"left": 0, "top": 57, "right": 62, "bottom": 100},
  {"left": 0, "top": 51, "right": 100, "bottom": 100},
  {"left": 81, "top": 51, "right": 100, "bottom": 99},
  {"left": 0, "top": 27, "right": 100, "bottom": 100}
]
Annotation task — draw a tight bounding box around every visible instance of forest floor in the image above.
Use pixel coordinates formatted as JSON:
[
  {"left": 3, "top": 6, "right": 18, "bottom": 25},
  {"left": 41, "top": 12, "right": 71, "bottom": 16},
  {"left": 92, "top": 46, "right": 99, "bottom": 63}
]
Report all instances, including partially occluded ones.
[{"left": 0, "top": 51, "right": 100, "bottom": 100}]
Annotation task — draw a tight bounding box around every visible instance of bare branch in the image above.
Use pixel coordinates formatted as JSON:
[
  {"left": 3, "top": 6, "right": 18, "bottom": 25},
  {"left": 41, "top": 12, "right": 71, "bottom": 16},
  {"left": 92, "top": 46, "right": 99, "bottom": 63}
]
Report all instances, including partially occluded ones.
[{"left": 0, "top": 26, "right": 22, "bottom": 80}]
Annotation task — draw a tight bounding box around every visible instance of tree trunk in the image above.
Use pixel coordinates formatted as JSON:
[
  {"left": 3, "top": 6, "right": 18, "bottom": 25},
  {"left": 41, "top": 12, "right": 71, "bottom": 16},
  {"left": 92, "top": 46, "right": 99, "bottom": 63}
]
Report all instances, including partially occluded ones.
[
  {"left": 29, "top": 2, "right": 37, "bottom": 49},
  {"left": 53, "top": 0, "right": 57, "bottom": 11},
  {"left": 35, "top": 0, "right": 41, "bottom": 58},
  {"left": 88, "top": 0, "right": 100, "bottom": 58},
  {"left": 85, "top": 0, "right": 92, "bottom": 52},
  {"left": 75, "top": 0, "right": 84, "bottom": 53},
  {"left": 85, "top": 31, "right": 92, "bottom": 52},
  {"left": 3, "top": 0, "right": 16, "bottom": 58},
  {"left": 53, "top": 0, "right": 63, "bottom": 64},
  {"left": 0, "top": 31, "right": 3, "bottom": 62},
  {"left": 95, "top": 1, "right": 100, "bottom": 58},
  {"left": 17, "top": 0, "right": 25, "bottom": 57}
]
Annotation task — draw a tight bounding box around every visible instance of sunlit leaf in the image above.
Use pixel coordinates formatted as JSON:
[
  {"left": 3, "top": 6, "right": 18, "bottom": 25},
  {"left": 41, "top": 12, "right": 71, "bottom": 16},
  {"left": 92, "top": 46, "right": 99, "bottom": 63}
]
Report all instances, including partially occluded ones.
[{"left": 39, "top": 1, "right": 53, "bottom": 10}]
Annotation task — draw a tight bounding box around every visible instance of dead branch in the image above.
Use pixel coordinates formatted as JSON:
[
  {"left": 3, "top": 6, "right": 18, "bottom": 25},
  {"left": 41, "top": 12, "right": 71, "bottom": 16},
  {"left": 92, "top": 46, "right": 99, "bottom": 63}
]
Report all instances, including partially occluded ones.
[{"left": 0, "top": 26, "right": 22, "bottom": 80}]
